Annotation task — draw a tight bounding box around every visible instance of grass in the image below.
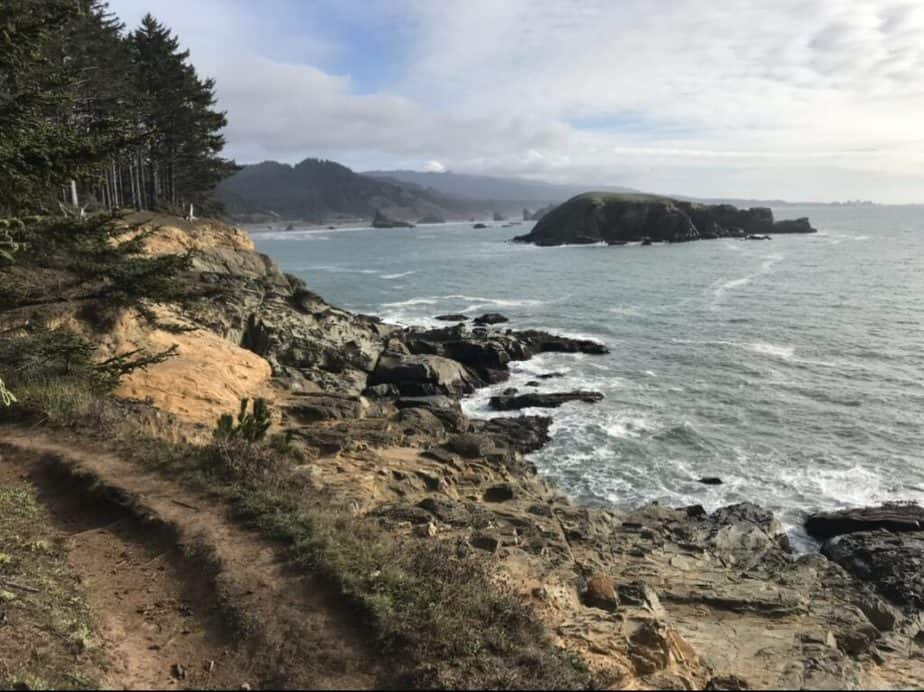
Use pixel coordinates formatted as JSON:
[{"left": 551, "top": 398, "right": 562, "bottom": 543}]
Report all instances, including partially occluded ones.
[
  {"left": 114, "top": 429, "right": 593, "bottom": 689},
  {"left": 0, "top": 478, "right": 103, "bottom": 690},
  {"left": 0, "top": 368, "right": 593, "bottom": 687}
]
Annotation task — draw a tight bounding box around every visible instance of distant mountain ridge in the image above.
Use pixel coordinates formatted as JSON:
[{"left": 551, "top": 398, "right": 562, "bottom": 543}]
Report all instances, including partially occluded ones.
[
  {"left": 363, "top": 169, "right": 639, "bottom": 204},
  {"left": 215, "top": 158, "right": 481, "bottom": 223}
]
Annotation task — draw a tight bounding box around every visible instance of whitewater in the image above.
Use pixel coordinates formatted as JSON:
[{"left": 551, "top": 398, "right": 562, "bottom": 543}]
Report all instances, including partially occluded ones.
[{"left": 252, "top": 205, "right": 924, "bottom": 546}]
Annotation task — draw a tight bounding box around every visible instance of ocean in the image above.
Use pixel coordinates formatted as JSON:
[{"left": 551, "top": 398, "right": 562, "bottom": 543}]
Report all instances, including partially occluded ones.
[{"left": 250, "top": 205, "right": 924, "bottom": 547}]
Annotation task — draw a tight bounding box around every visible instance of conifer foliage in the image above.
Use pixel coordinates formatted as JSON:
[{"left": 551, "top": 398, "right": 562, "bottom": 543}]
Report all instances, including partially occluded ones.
[{"left": 0, "top": 0, "right": 235, "bottom": 216}]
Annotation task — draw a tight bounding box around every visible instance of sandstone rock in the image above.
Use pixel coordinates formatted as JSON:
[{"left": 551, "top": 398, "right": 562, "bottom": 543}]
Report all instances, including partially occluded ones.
[
  {"left": 583, "top": 573, "right": 619, "bottom": 612},
  {"left": 617, "top": 582, "right": 665, "bottom": 617},
  {"left": 627, "top": 621, "right": 698, "bottom": 676}
]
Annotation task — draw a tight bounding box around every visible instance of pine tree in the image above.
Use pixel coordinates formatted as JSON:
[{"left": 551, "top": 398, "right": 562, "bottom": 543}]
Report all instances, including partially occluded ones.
[{"left": 130, "top": 14, "right": 236, "bottom": 212}]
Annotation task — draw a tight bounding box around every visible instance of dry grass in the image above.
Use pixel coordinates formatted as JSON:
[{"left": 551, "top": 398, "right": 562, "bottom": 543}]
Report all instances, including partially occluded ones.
[{"left": 0, "top": 472, "right": 103, "bottom": 689}]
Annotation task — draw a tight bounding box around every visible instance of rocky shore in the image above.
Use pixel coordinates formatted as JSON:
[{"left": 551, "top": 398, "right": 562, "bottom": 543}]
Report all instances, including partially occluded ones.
[
  {"left": 16, "top": 214, "right": 921, "bottom": 689},
  {"left": 513, "top": 192, "right": 817, "bottom": 246}
]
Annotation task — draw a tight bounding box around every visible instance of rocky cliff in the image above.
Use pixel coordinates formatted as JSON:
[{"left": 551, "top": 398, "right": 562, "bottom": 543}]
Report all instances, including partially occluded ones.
[
  {"left": 19, "top": 213, "right": 921, "bottom": 689},
  {"left": 514, "top": 192, "right": 816, "bottom": 246}
]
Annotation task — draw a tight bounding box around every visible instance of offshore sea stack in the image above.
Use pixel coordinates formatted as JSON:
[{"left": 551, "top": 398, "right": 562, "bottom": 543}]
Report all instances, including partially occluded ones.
[{"left": 513, "top": 192, "right": 816, "bottom": 246}]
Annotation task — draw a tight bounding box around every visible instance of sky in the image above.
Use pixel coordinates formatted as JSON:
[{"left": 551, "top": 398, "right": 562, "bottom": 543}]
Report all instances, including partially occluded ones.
[{"left": 109, "top": 0, "right": 924, "bottom": 203}]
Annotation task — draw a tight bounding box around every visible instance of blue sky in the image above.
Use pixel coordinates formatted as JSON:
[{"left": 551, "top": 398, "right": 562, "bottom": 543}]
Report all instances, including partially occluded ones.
[{"left": 110, "top": 0, "right": 924, "bottom": 202}]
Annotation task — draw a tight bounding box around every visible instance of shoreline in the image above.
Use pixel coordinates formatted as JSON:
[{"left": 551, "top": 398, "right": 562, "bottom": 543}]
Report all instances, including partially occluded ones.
[{"left": 9, "top": 213, "right": 919, "bottom": 688}]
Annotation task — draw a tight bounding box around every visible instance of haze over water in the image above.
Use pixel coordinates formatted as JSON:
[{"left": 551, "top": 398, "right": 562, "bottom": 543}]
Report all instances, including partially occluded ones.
[{"left": 252, "top": 205, "right": 924, "bottom": 546}]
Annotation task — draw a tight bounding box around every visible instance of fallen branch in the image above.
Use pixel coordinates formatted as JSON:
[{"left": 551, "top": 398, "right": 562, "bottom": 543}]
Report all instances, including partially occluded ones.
[{"left": 0, "top": 579, "right": 41, "bottom": 594}]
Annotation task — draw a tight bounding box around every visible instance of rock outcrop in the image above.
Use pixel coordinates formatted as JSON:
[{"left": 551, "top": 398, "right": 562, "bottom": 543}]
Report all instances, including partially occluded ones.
[
  {"left": 807, "top": 504, "right": 924, "bottom": 611},
  {"left": 513, "top": 192, "right": 817, "bottom": 246},
  {"left": 372, "top": 209, "right": 414, "bottom": 228},
  {"left": 39, "top": 213, "right": 923, "bottom": 689}
]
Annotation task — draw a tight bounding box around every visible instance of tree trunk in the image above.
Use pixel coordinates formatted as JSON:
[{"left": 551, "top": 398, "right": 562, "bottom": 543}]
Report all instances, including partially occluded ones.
[{"left": 69, "top": 179, "right": 78, "bottom": 208}]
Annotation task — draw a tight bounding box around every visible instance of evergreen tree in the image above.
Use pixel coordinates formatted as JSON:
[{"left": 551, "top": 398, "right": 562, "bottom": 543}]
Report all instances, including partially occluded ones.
[
  {"left": 130, "top": 14, "right": 236, "bottom": 212},
  {"left": 0, "top": 0, "right": 87, "bottom": 213},
  {"left": 0, "top": 2, "right": 235, "bottom": 216}
]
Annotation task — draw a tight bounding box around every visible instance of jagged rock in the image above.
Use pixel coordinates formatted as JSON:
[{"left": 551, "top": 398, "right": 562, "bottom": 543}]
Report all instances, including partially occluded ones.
[
  {"left": 627, "top": 621, "right": 698, "bottom": 675},
  {"left": 469, "top": 415, "right": 552, "bottom": 454},
  {"left": 285, "top": 393, "right": 368, "bottom": 423},
  {"left": 372, "top": 209, "right": 413, "bottom": 228},
  {"left": 393, "top": 407, "right": 448, "bottom": 438},
  {"left": 617, "top": 582, "right": 665, "bottom": 617},
  {"left": 368, "top": 352, "right": 476, "bottom": 396},
  {"left": 805, "top": 503, "right": 924, "bottom": 539},
  {"left": 444, "top": 432, "right": 495, "bottom": 458},
  {"left": 489, "top": 390, "right": 604, "bottom": 410},
  {"left": 395, "top": 396, "right": 469, "bottom": 433},
  {"left": 821, "top": 529, "right": 924, "bottom": 609},
  {"left": 473, "top": 312, "right": 509, "bottom": 325},
  {"left": 583, "top": 573, "right": 619, "bottom": 611}
]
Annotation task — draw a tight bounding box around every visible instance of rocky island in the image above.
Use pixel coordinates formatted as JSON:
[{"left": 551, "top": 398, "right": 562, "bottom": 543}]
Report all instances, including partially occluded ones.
[{"left": 513, "top": 192, "right": 816, "bottom": 246}]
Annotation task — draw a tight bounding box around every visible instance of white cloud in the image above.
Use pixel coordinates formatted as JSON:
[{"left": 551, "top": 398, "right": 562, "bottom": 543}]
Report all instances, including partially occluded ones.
[
  {"left": 108, "top": 0, "right": 924, "bottom": 202},
  {"left": 423, "top": 160, "right": 446, "bottom": 173}
]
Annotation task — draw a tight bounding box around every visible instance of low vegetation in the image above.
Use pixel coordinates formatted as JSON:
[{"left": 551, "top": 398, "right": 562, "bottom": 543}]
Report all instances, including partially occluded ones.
[
  {"left": 1, "top": 388, "right": 592, "bottom": 689},
  {"left": 0, "top": 471, "right": 102, "bottom": 689}
]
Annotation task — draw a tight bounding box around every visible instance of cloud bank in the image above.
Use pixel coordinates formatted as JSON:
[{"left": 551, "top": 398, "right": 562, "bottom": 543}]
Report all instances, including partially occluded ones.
[{"left": 110, "top": 0, "right": 924, "bottom": 202}]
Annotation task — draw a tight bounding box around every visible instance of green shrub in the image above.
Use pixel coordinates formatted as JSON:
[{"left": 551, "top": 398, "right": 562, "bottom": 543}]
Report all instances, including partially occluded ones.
[{"left": 214, "top": 398, "right": 271, "bottom": 442}]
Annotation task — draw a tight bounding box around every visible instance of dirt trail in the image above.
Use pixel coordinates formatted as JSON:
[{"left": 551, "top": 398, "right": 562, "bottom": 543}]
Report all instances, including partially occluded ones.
[{"left": 0, "top": 427, "right": 386, "bottom": 690}]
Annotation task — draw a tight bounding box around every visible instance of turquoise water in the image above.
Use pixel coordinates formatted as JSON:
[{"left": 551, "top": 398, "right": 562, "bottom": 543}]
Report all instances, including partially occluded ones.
[{"left": 251, "top": 206, "right": 924, "bottom": 544}]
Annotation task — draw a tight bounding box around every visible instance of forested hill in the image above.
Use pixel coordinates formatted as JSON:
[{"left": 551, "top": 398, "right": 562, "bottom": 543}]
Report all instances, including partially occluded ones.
[
  {"left": 214, "top": 158, "right": 484, "bottom": 223},
  {"left": 0, "top": 1, "right": 234, "bottom": 217}
]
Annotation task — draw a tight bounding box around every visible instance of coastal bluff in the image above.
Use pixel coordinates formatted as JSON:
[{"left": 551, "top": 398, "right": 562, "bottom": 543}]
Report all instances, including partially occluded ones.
[{"left": 513, "top": 192, "right": 816, "bottom": 246}]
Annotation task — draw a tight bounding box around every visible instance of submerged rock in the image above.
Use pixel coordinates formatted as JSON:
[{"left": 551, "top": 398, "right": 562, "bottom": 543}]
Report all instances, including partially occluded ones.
[
  {"left": 472, "top": 312, "right": 509, "bottom": 325},
  {"left": 489, "top": 390, "right": 604, "bottom": 410},
  {"left": 434, "top": 313, "right": 468, "bottom": 322}
]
